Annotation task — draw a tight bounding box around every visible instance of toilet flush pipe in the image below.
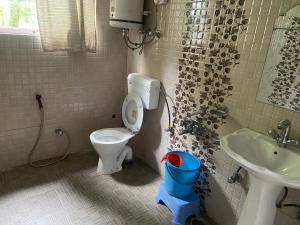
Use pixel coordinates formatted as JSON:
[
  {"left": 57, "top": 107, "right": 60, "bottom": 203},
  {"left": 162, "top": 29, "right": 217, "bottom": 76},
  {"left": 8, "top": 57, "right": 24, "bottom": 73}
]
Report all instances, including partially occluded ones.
[
  {"left": 160, "top": 83, "right": 177, "bottom": 136},
  {"left": 28, "top": 94, "right": 71, "bottom": 168},
  {"left": 160, "top": 85, "right": 171, "bottom": 128}
]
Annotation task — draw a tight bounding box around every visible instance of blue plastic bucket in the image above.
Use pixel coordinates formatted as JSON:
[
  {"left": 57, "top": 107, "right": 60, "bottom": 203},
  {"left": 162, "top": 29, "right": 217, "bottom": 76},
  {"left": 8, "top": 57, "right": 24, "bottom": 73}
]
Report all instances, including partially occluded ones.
[{"left": 162, "top": 150, "right": 201, "bottom": 198}]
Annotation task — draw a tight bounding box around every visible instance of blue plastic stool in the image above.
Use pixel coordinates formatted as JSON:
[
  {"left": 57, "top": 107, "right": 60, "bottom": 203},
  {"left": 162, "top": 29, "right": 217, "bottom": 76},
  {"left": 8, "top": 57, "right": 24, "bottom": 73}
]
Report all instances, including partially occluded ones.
[{"left": 156, "top": 184, "right": 200, "bottom": 225}]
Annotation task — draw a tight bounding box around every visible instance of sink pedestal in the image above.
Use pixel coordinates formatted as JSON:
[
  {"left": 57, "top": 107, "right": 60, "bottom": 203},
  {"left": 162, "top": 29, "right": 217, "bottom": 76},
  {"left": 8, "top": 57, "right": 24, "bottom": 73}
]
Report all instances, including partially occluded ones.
[
  {"left": 221, "top": 128, "right": 300, "bottom": 225},
  {"left": 238, "top": 174, "right": 283, "bottom": 225}
]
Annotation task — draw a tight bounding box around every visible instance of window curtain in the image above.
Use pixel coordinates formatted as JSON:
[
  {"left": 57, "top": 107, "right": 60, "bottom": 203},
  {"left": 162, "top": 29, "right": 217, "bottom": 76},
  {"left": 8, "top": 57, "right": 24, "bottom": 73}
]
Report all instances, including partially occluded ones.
[{"left": 36, "top": 0, "right": 96, "bottom": 52}]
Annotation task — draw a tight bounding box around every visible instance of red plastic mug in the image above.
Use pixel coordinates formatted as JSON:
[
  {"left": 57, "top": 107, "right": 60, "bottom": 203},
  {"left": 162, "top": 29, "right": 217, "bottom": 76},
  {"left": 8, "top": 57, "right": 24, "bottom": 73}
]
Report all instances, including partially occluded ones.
[{"left": 160, "top": 153, "right": 183, "bottom": 167}]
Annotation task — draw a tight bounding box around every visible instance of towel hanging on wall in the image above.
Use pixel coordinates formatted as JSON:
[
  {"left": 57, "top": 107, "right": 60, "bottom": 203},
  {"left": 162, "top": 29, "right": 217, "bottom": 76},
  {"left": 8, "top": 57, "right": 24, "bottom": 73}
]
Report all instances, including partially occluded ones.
[{"left": 36, "top": 0, "right": 96, "bottom": 52}]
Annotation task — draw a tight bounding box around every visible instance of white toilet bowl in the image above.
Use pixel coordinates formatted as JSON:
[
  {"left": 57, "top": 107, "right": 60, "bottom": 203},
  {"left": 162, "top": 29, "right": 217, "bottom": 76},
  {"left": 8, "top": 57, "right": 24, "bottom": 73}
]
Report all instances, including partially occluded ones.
[
  {"left": 90, "top": 93, "right": 144, "bottom": 175},
  {"left": 89, "top": 74, "right": 160, "bottom": 175},
  {"left": 90, "top": 128, "right": 134, "bottom": 174}
]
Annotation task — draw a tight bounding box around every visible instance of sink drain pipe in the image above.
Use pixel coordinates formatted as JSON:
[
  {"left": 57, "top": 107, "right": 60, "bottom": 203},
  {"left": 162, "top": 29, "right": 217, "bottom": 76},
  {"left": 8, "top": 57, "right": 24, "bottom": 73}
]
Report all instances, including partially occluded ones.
[
  {"left": 227, "top": 167, "right": 242, "bottom": 184},
  {"left": 276, "top": 187, "right": 300, "bottom": 209},
  {"left": 228, "top": 168, "right": 300, "bottom": 216}
]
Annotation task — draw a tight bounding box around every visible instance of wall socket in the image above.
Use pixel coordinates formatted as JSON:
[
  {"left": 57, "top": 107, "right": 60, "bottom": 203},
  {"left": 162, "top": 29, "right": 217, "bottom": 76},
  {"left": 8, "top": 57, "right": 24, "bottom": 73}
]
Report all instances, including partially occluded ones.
[{"left": 154, "top": 0, "right": 168, "bottom": 5}]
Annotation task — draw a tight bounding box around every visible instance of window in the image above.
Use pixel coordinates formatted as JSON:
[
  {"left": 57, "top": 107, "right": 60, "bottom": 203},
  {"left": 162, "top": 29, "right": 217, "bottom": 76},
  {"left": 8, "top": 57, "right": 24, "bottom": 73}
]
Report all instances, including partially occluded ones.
[{"left": 0, "top": 0, "right": 38, "bottom": 35}]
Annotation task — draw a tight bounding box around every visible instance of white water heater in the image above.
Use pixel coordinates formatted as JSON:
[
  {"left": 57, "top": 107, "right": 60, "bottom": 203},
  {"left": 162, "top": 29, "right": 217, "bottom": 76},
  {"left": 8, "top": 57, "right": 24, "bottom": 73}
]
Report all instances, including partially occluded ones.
[{"left": 109, "top": 0, "right": 144, "bottom": 30}]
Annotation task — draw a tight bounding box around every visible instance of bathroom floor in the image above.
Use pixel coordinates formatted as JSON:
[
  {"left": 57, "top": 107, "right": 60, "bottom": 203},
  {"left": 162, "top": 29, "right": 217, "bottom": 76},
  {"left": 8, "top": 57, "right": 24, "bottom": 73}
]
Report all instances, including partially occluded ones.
[{"left": 0, "top": 152, "right": 174, "bottom": 225}]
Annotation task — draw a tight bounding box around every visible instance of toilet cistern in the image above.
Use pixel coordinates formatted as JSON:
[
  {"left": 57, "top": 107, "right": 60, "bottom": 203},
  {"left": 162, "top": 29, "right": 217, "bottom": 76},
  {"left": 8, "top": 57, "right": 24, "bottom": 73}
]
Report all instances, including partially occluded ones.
[{"left": 90, "top": 73, "right": 160, "bottom": 174}]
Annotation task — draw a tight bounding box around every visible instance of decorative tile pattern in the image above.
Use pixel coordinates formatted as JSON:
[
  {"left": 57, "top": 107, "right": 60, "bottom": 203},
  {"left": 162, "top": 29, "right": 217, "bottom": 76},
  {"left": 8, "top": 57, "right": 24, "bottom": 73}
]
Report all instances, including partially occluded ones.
[
  {"left": 169, "top": 0, "right": 248, "bottom": 199},
  {"left": 128, "top": 0, "right": 300, "bottom": 224},
  {"left": 268, "top": 16, "right": 300, "bottom": 110}
]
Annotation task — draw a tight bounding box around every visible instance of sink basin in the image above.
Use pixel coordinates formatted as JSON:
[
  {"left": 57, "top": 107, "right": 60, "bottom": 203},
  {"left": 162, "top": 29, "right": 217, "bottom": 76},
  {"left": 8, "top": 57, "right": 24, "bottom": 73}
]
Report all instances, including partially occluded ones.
[
  {"left": 221, "top": 128, "right": 300, "bottom": 188},
  {"left": 221, "top": 128, "right": 300, "bottom": 225}
]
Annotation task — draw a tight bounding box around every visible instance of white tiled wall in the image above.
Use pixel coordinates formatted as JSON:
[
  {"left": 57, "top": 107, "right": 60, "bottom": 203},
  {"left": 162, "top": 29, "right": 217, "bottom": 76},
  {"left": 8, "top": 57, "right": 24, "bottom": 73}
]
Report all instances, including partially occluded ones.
[
  {"left": 128, "top": 0, "right": 300, "bottom": 224},
  {"left": 0, "top": 0, "right": 128, "bottom": 170}
]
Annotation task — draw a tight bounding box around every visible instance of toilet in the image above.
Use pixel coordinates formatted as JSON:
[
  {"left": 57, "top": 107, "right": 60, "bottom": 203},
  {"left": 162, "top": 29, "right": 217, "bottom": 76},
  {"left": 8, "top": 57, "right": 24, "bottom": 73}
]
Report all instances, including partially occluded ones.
[{"left": 90, "top": 73, "right": 160, "bottom": 174}]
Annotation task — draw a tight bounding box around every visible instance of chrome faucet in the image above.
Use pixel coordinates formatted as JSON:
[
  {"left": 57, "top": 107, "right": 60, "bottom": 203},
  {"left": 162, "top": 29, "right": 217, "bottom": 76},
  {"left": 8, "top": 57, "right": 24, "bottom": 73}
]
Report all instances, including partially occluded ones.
[
  {"left": 180, "top": 106, "right": 229, "bottom": 136},
  {"left": 180, "top": 112, "right": 207, "bottom": 136},
  {"left": 268, "top": 119, "right": 299, "bottom": 148},
  {"left": 210, "top": 106, "right": 229, "bottom": 118}
]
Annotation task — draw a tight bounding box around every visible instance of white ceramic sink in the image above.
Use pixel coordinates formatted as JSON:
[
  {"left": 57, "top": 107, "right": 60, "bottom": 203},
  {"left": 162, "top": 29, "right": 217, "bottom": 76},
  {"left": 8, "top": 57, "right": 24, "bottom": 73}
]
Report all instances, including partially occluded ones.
[
  {"left": 222, "top": 128, "right": 300, "bottom": 188},
  {"left": 221, "top": 128, "right": 300, "bottom": 225}
]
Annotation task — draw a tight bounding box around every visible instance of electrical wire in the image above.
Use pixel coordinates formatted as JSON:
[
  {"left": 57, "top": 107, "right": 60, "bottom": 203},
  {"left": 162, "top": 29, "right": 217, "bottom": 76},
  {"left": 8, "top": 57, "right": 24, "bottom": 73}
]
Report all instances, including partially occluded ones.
[
  {"left": 123, "top": 32, "right": 142, "bottom": 50},
  {"left": 122, "top": 5, "right": 159, "bottom": 54},
  {"left": 123, "top": 29, "right": 157, "bottom": 54}
]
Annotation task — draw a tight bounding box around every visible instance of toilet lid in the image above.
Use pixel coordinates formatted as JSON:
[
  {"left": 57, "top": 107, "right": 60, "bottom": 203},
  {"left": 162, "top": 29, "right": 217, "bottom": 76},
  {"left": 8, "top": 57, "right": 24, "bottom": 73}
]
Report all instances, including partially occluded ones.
[{"left": 122, "top": 93, "right": 144, "bottom": 133}]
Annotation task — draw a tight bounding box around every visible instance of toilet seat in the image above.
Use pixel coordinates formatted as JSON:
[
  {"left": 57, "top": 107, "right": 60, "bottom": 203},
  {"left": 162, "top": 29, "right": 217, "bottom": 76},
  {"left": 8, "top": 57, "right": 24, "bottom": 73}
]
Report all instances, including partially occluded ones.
[
  {"left": 122, "top": 93, "right": 144, "bottom": 134},
  {"left": 90, "top": 93, "right": 144, "bottom": 147},
  {"left": 90, "top": 128, "right": 134, "bottom": 145}
]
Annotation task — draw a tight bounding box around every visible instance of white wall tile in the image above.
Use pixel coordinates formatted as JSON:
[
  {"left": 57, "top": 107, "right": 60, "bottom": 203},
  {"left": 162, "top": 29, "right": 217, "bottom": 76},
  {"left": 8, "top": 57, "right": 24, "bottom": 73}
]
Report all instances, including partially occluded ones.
[{"left": 0, "top": 0, "right": 128, "bottom": 170}]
